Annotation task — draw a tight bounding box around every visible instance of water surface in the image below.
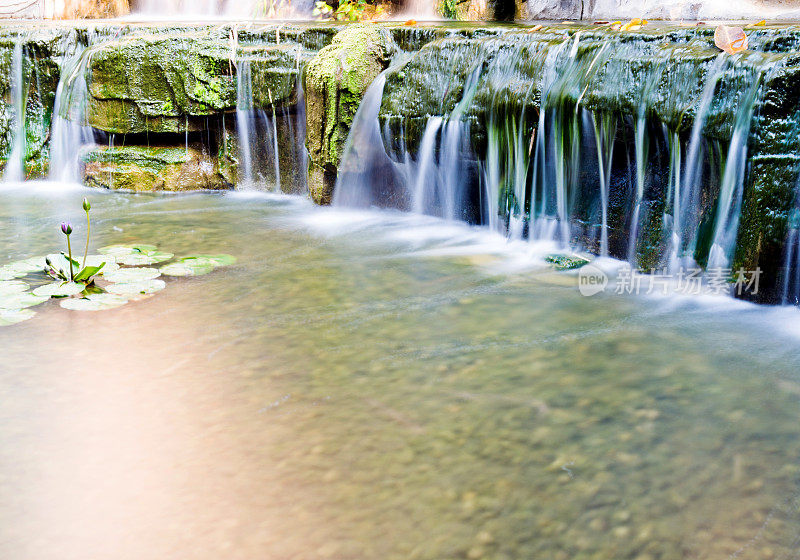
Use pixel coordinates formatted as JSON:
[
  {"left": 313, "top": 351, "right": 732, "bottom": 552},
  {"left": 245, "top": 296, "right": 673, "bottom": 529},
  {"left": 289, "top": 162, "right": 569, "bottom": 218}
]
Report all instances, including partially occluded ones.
[{"left": 1, "top": 185, "right": 799, "bottom": 560}]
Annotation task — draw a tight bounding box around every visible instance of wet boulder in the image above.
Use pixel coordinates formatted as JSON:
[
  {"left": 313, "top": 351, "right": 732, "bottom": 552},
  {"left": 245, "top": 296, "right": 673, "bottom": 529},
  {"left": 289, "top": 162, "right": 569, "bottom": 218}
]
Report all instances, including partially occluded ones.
[{"left": 304, "top": 23, "right": 394, "bottom": 205}]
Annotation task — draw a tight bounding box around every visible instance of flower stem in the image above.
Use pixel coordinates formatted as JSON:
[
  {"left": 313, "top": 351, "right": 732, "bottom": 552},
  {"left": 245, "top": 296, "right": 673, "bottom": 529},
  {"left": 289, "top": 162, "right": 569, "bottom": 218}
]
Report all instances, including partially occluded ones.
[
  {"left": 82, "top": 209, "right": 90, "bottom": 269},
  {"left": 66, "top": 234, "right": 74, "bottom": 281}
]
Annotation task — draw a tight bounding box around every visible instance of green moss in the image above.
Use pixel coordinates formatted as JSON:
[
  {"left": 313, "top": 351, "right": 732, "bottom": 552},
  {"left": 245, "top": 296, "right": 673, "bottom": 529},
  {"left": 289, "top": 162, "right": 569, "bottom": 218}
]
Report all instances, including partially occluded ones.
[
  {"left": 81, "top": 145, "right": 232, "bottom": 192},
  {"left": 304, "top": 24, "right": 395, "bottom": 204}
]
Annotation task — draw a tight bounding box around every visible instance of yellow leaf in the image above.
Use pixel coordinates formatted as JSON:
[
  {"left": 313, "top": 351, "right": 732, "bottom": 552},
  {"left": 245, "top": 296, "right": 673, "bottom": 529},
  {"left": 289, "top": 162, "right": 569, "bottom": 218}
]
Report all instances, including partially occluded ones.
[
  {"left": 404, "top": 19, "right": 417, "bottom": 26},
  {"left": 529, "top": 24, "right": 543, "bottom": 32},
  {"left": 620, "top": 18, "right": 643, "bottom": 31},
  {"left": 714, "top": 25, "right": 749, "bottom": 54},
  {"left": 746, "top": 20, "right": 766, "bottom": 28}
]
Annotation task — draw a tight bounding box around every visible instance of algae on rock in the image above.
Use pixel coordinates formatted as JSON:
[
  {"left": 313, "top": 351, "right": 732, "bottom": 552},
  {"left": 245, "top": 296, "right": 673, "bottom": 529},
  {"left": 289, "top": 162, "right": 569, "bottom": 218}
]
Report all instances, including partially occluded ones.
[
  {"left": 82, "top": 145, "right": 232, "bottom": 191},
  {"left": 304, "top": 23, "right": 395, "bottom": 204}
]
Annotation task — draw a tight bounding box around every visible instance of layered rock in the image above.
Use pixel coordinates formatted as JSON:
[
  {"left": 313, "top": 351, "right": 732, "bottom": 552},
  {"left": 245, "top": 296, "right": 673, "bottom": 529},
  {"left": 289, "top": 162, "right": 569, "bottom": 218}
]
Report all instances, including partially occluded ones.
[{"left": 82, "top": 145, "right": 232, "bottom": 191}]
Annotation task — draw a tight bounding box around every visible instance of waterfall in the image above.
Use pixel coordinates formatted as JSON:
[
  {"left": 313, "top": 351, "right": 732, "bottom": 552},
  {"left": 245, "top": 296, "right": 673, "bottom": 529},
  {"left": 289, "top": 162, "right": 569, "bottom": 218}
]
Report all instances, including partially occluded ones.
[
  {"left": 49, "top": 43, "right": 97, "bottom": 184},
  {"left": 706, "top": 76, "right": 764, "bottom": 270},
  {"left": 332, "top": 27, "right": 784, "bottom": 302},
  {"left": 236, "top": 58, "right": 255, "bottom": 187},
  {"left": 783, "top": 213, "right": 800, "bottom": 306},
  {"left": 592, "top": 112, "right": 615, "bottom": 257},
  {"left": 333, "top": 73, "right": 395, "bottom": 209},
  {"left": 234, "top": 56, "right": 297, "bottom": 192},
  {"left": 4, "top": 40, "right": 26, "bottom": 183},
  {"left": 670, "top": 54, "right": 726, "bottom": 271}
]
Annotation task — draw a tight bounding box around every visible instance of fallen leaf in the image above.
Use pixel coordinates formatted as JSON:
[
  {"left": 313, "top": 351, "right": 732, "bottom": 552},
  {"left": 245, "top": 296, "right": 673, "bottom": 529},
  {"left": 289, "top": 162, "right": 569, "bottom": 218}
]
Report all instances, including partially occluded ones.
[
  {"left": 714, "top": 25, "right": 748, "bottom": 54},
  {"left": 593, "top": 20, "right": 609, "bottom": 24},
  {"left": 621, "top": 18, "right": 643, "bottom": 31},
  {"left": 404, "top": 19, "right": 416, "bottom": 25},
  {"left": 529, "top": 24, "right": 543, "bottom": 32},
  {"left": 746, "top": 20, "right": 766, "bottom": 28}
]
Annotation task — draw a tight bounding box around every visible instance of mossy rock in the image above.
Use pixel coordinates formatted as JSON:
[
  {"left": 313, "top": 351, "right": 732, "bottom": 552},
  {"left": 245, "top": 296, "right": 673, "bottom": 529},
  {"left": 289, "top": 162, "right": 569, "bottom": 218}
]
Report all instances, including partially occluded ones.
[
  {"left": 304, "top": 23, "right": 395, "bottom": 205},
  {"left": 0, "top": 29, "right": 64, "bottom": 179},
  {"left": 81, "top": 144, "right": 233, "bottom": 191},
  {"left": 86, "top": 34, "right": 311, "bottom": 134}
]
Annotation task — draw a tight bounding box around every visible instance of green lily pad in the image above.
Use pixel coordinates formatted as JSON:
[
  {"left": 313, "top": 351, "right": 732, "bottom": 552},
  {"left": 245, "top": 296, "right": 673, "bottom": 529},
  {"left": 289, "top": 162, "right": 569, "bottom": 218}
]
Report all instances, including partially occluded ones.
[
  {"left": 0, "top": 308, "right": 36, "bottom": 326},
  {"left": 103, "top": 267, "right": 161, "bottom": 283},
  {"left": 183, "top": 254, "right": 237, "bottom": 267},
  {"left": 160, "top": 261, "right": 215, "bottom": 277},
  {"left": 60, "top": 293, "right": 128, "bottom": 311},
  {"left": 33, "top": 282, "right": 86, "bottom": 298},
  {"left": 84, "top": 255, "right": 120, "bottom": 274},
  {"left": 2, "top": 256, "right": 48, "bottom": 276},
  {"left": 0, "top": 269, "right": 17, "bottom": 281},
  {"left": 115, "top": 251, "right": 174, "bottom": 266},
  {"left": 106, "top": 279, "right": 166, "bottom": 296},
  {"left": 0, "top": 280, "right": 30, "bottom": 296},
  {"left": 0, "top": 292, "right": 49, "bottom": 310},
  {"left": 98, "top": 244, "right": 158, "bottom": 257},
  {"left": 45, "top": 253, "right": 80, "bottom": 279}
]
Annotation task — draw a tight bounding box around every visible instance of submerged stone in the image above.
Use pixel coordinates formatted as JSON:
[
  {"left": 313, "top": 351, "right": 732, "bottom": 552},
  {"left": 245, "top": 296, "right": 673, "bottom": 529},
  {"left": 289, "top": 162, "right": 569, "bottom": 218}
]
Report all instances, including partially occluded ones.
[{"left": 304, "top": 23, "right": 395, "bottom": 204}]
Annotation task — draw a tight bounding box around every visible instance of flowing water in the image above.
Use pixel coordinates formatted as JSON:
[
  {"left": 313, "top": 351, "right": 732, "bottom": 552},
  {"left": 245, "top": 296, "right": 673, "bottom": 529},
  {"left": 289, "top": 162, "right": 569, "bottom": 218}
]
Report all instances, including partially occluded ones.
[
  {"left": 1, "top": 184, "right": 800, "bottom": 559},
  {"left": 4, "top": 40, "right": 25, "bottom": 182}
]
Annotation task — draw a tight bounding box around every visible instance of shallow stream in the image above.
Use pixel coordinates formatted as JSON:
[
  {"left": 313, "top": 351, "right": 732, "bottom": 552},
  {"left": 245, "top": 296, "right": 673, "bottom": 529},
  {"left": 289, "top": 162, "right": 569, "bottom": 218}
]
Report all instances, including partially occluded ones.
[{"left": 1, "top": 184, "right": 799, "bottom": 559}]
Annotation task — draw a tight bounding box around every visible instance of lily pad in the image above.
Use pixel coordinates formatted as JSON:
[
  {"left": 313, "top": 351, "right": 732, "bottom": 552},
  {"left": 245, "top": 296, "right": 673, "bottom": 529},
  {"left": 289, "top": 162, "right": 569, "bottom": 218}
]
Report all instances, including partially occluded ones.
[
  {"left": 45, "top": 253, "right": 81, "bottom": 279},
  {"left": 33, "top": 282, "right": 86, "bottom": 298},
  {"left": 98, "top": 244, "right": 158, "bottom": 257},
  {"left": 84, "top": 255, "right": 120, "bottom": 274},
  {"left": 0, "top": 308, "right": 36, "bottom": 326},
  {"left": 0, "top": 292, "right": 49, "bottom": 310},
  {"left": 106, "top": 279, "right": 166, "bottom": 296},
  {"left": 0, "top": 281, "right": 30, "bottom": 296},
  {"left": 115, "top": 251, "right": 174, "bottom": 266},
  {"left": 0, "top": 269, "right": 18, "bottom": 281},
  {"left": 2, "top": 256, "right": 48, "bottom": 276},
  {"left": 103, "top": 267, "right": 161, "bottom": 283},
  {"left": 160, "top": 261, "right": 215, "bottom": 277},
  {"left": 60, "top": 293, "right": 128, "bottom": 311},
  {"left": 184, "top": 254, "right": 237, "bottom": 267}
]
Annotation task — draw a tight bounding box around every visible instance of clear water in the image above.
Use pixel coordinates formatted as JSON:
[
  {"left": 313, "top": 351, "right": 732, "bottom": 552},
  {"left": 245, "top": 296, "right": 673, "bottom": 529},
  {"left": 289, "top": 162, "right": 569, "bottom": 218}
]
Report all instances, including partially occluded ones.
[{"left": 1, "top": 184, "right": 800, "bottom": 560}]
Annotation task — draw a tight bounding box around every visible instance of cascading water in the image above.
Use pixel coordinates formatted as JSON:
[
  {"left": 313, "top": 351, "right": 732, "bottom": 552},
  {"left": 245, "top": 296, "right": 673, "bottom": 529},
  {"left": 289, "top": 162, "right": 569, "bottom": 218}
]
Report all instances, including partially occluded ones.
[
  {"left": 592, "top": 112, "right": 615, "bottom": 257},
  {"left": 4, "top": 40, "right": 26, "bottom": 182},
  {"left": 234, "top": 55, "right": 306, "bottom": 192},
  {"left": 236, "top": 58, "right": 256, "bottom": 187},
  {"left": 669, "top": 54, "right": 725, "bottom": 272},
  {"left": 334, "top": 27, "right": 787, "bottom": 302},
  {"left": 49, "top": 41, "right": 99, "bottom": 184},
  {"left": 706, "top": 76, "right": 764, "bottom": 270}
]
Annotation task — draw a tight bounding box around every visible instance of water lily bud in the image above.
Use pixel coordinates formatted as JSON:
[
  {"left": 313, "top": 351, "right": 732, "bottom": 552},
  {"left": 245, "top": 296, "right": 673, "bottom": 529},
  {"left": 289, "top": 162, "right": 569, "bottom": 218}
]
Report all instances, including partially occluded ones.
[
  {"left": 82, "top": 198, "right": 91, "bottom": 212},
  {"left": 61, "top": 222, "right": 72, "bottom": 235}
]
